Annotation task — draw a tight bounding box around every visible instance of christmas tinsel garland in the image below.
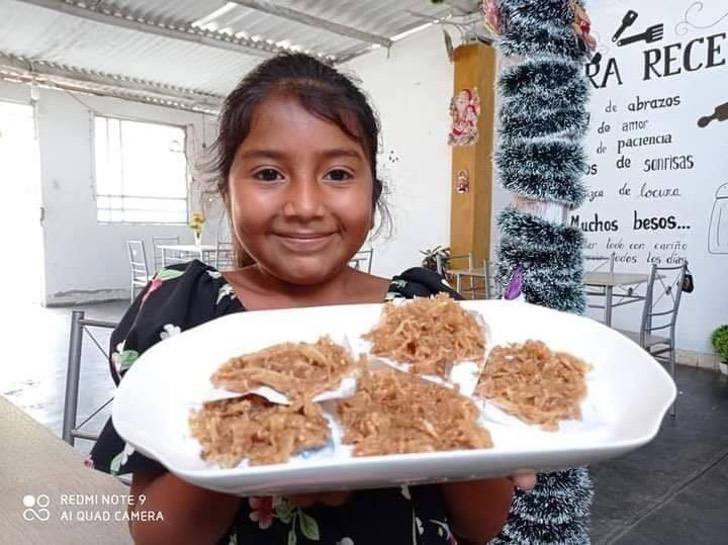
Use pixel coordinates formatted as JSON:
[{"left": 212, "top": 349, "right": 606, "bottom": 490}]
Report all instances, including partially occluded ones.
[{"left": 489, "top": 0, "right": 594, "bottom": 543}]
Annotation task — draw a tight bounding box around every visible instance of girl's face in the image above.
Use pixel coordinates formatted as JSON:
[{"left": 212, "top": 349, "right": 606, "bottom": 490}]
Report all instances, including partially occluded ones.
[{"left": 228, "top": 93, "right": 374, "bottom": 286}]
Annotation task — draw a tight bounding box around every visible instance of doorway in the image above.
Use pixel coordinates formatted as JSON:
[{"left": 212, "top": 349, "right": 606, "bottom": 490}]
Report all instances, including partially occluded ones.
[{"left": 0, "top": 100, "right": 44, "bottom": 304}]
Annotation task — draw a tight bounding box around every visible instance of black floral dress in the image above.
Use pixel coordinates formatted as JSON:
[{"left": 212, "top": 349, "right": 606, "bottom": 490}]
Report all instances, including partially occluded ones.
[{"left": 88, "top": 260, "right": 463, "bottom": 545}]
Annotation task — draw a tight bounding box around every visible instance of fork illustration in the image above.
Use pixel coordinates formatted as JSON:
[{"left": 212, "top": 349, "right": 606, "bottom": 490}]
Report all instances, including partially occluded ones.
[{"left": 617, "top": 24, "right": 664, "bottom": 46}]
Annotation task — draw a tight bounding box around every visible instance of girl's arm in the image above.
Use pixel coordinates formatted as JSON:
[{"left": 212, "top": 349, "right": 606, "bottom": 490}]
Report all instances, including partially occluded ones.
[
  {"left": 128, "top": 469, "right": 242, "bottom": 545},
  {"left": 440, "top": 478, "right": 514, "bottom": 543}
]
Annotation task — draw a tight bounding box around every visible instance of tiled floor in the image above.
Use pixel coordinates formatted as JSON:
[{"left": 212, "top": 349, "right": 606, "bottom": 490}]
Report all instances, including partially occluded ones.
[
  {"left": 590, "top": 365, "right": 728, "bottom": 544},
  {"left": 4, "top": 300, "right": 728, "bottom": 543}
]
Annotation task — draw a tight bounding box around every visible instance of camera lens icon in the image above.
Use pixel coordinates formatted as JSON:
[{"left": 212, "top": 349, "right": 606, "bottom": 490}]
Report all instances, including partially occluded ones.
[{"left": 22, "top": 494, "right": 51, "bottom": 522}]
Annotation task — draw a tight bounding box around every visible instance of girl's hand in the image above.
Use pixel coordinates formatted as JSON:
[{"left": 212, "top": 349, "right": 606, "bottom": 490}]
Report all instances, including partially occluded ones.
[
  {"left": 441, "top": 472, "right": 538, "bottom": 543},
  {"left": 288, "top": 473, "right": 537, "bottom": 509},
  {"left": 129, "top": 470, "right": 242, "bottom": 545},
  {"left": 510, "top": 472, "right": 538, "bottom": 491},
  {"left": 290, "top": 491, "right": 351, "bottom": 508}
]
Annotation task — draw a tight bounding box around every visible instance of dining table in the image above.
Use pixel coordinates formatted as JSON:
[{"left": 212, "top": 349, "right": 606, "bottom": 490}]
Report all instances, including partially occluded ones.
[
  {"left": 447, "top": 267, "right": 652, "bottom": 328},
  {"left": 0, "top": 395, "right": 134, "bottom": 544},
  {"left": 449, "top": 263, "right": 499, "bottom": 299},
  {"left": 583, "top": 271, "right": 652, "bottom": 327},
  {"left": 449, "top": 266, "right": 489, "bottom": 297},
  {"left": 157, "top": 243, "right": 217, "bottom": 267}
]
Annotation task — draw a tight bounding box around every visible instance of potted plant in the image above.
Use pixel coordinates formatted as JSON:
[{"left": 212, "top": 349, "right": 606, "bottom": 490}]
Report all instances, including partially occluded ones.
[
  {"left": 420, "top": 245, "right": 451, "bottom": 275},
  {"left": 189, "top": 212, "right": 205, "bottom": 246},
  {"left": 711, "top": 325, "right": 728, "bottom": 375}
]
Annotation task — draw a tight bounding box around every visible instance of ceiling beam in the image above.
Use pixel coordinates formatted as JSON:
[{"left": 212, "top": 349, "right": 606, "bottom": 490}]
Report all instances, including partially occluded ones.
[
  {"left": 14, "top": 0, "right": 298, "bottom": 59},
  {"left": 0, "top": 52, "right": 223, "bottom": 114},
  {"left": 229, "top": 0, "right": 393, "bottom": 48},
  {"left": 334, "top": 5, "right": 456, "bottom": 64}
]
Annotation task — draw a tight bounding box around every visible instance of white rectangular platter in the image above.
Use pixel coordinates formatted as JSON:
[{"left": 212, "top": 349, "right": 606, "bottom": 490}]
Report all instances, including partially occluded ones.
[{"left": 112, "top": 299, "right": 676, "bottom": 496}]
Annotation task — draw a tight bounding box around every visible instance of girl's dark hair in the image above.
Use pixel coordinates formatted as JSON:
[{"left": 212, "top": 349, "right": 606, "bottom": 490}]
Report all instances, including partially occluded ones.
[{"left": 207, "top": 53, "right": 389, "bottom": 267}]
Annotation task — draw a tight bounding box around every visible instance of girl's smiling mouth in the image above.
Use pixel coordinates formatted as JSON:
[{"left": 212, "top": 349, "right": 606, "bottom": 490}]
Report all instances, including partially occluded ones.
[{"left": 274, "top": 232, "right": 337, "bottom": 252}]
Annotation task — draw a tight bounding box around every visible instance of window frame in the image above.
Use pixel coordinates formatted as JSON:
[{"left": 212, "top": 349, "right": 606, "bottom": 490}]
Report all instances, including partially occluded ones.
[{"left": 91, "top": 112, "right": 190, "bottom": 225}]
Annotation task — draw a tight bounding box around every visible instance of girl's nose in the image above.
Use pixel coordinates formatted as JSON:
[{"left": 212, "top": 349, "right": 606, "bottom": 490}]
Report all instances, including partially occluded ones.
[{"left": 282, "top": 176, "right": 326, "bottom": 220}]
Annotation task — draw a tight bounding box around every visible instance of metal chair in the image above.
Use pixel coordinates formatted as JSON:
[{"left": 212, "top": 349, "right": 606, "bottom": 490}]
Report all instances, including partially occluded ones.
[
  {"left": 126, "top": 240, "right": 150, "bottom": 303},
  {"left": 435, "top": 252, "right": 472, "bottom": 276},
  {"left": 151, "top": 235, "right": 180, "bottom": 271},
  {"left": 449, "top": 258, "right": 497, "bottom": 299},
  {"left": 484, "top": 260, "right": 500, "bottom": 299},
  {"left": 215, "top": 240, "right": 235, "bottom": 270},
  {"left": 63, "top": 311, "right": 131, "bottom": 485},
  {"left": 584, "top": 252, "right": 615, "bottom": 273},
  {"left": 618, "top": 262, "right": 688, "bottom": 416},
  {"left": 350, "top": 248, "right": 374, "bottom": 273},
  {"left": 438, "top": 253, "right": 477, "bottom": 296},
  {"left": 62, "top": 310, "right": 118, "bottom": 447},
  {"left": 585, "top": 252, "right": 616, "bottom": 322}
]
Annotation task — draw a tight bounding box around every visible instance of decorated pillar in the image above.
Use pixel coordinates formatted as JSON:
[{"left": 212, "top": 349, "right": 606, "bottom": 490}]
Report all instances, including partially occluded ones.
[
  {"left": 485, "top": 0, "right": 596, "bottom": 543},
  {"left": 449, "top": 42, "right": 497, "bottom": 266}
]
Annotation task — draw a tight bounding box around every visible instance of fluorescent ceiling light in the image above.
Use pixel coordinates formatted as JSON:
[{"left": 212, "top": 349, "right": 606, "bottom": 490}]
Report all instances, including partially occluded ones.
[
  {"left": 193, "top": 2, "right": 237, "bottom": 29},
  {"left": 391, "top": 22, "right": 433, "bottom": 42}
]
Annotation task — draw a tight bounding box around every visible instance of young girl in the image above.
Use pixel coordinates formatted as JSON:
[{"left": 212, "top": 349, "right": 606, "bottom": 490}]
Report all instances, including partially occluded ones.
[{"left": 89, "top": 53, "right": 528, "bottom": 545}]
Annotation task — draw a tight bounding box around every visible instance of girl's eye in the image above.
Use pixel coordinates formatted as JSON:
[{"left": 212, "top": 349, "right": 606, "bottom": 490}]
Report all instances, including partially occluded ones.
[
  {"left": 325, "top": 169, "right": 353, "bottom": 182},
  {"left": 254, "top": 169, "right": 283, "bottom": 182}
]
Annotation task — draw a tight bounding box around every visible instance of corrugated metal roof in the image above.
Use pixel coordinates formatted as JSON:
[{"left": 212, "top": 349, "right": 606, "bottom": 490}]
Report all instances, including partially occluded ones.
[
  {"left": 0, "top": 1, "right": 259, "bottom": 96},
  {"left": 0, "top": 0, "right": 453, "bottom": 108},
  {"left": 109, "top": 0, "right": 227, "bottom": 23}
]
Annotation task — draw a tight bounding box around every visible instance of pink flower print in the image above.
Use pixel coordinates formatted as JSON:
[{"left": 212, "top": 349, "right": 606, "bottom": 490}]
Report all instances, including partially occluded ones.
[
  {"left": 248, "top": 496, "right": 275, "bottom": 530},
  {"left": 140, "top": 269, "right": 185, "bottom": 305},
  {"left": 430, "top": 518, "right": 457, "bottom": 544},
  {"left": 141, "top": 277, "right": 163, "bottom": 305}
]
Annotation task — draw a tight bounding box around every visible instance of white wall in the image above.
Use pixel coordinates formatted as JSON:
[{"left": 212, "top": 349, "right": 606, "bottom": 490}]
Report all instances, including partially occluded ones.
[
  {"left": 578, "top": 1, "right": 727, "bottom": 354},
  {"left": 344, "top": 27, "right": 454, "bottom": 278},
  {"left": 0, "top": 81, "right": 223, "bottom": 306}
]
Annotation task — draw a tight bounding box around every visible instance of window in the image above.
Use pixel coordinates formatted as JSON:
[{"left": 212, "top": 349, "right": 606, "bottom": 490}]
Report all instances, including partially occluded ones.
[{"left": 93, "top": 115, "right": 188, "bottom": 223}]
